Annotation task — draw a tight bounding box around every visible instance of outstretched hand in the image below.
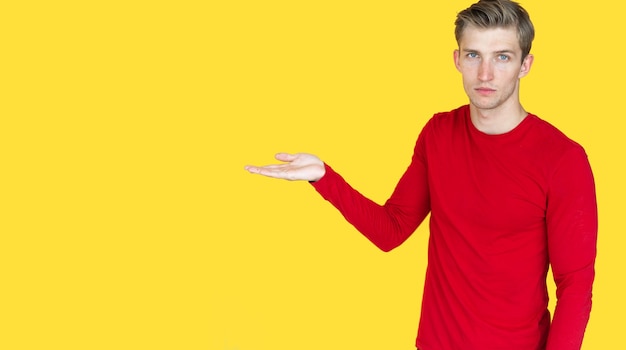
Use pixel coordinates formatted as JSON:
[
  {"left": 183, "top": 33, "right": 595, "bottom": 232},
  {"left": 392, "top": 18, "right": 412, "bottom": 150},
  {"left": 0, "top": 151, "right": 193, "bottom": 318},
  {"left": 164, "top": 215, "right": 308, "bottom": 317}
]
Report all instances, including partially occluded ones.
[{"left": 244, "top": 153, "right": 325, "bottom": 182}]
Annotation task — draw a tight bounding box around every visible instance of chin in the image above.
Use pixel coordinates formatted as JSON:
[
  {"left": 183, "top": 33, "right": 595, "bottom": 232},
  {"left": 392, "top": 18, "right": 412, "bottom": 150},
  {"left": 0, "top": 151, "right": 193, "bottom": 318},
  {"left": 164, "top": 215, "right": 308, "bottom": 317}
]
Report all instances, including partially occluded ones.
[{"left": 470, "top": 99, "right": 501, "bottom": 111}]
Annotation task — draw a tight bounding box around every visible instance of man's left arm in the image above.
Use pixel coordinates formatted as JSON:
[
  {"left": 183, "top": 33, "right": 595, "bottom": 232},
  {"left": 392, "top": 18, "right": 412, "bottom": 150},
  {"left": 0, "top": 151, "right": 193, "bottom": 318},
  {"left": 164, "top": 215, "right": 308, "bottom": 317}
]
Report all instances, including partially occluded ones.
[{"left": 545, "top": 146, "right": 598, "bottom": 350}]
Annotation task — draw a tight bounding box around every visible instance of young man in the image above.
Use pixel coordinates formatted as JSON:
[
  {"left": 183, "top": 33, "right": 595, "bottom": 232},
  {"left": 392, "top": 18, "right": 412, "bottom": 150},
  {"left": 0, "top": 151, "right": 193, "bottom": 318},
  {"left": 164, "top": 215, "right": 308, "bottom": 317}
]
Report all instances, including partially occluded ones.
[{"left": 245, "top": 1, "right": 597, "bottom": 349}]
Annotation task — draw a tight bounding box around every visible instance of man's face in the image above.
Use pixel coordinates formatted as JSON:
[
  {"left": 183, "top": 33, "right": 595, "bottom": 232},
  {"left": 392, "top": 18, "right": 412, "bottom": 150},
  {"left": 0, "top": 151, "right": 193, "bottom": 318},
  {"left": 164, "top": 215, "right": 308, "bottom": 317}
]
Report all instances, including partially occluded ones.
[{"left": 454, "top": 25, "right": 533, "bottom": 112}]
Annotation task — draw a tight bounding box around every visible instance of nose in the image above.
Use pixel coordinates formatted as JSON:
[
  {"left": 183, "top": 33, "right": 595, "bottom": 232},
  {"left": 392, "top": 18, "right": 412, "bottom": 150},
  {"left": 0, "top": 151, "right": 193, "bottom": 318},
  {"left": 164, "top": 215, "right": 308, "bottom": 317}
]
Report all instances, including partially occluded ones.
[{"left": 478, "top": 60, "right": 494, "bottom": 82}]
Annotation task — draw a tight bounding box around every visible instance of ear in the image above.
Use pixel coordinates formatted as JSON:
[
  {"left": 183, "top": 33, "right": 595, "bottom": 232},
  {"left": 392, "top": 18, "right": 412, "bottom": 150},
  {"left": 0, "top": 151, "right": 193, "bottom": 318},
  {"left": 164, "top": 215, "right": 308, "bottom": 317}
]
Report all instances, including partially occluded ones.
[
  {"left": 453, "top": 49, "right": 461, "bottom": 72},
  {"left": 518, "top": 54, "right": 534, "bottom": 78}
]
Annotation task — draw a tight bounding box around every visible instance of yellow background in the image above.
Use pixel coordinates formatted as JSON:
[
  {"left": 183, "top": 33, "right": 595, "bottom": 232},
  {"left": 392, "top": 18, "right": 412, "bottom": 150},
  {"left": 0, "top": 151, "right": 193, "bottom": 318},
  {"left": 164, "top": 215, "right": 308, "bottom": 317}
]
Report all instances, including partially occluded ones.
[{"left": 2, "top": 1, "right": 624, "bottom": 349}]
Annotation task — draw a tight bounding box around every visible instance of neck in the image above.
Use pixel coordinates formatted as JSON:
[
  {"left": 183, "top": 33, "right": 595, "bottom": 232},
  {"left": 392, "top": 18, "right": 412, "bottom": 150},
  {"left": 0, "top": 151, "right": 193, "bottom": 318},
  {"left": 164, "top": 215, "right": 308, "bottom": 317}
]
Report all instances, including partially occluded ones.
[{"left": 469, "top": 102, "right": 528, "bottom": 135}]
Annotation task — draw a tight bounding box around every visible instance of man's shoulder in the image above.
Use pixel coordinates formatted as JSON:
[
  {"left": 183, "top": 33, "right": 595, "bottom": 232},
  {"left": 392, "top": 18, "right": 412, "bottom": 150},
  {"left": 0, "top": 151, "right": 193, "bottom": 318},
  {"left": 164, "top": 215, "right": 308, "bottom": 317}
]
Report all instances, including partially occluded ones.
[
  {"left": 432, "top": 105, "right": 469, "bottom": 120},
  {"left": 528, "top": 114, "right": 584, "bottom": 152},
  {"left": 425, "top": 105, "right": 469, "bottom": 129},
  {"left": 525, "top": 114, "right": 590, "bottom": 172}
]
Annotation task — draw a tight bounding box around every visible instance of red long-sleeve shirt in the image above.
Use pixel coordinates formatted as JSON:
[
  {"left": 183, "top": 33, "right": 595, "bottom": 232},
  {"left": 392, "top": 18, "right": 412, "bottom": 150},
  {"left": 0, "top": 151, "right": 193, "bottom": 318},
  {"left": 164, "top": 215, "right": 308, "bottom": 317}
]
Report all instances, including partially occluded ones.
[{"left": 311, "top": 105, "right": 597, "bottom": 349}]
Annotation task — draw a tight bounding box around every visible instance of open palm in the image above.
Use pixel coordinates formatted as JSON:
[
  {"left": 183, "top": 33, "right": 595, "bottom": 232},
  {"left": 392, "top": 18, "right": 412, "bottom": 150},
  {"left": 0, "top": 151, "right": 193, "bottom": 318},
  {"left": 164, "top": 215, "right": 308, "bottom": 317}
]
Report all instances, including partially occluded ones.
[{"left": 245, "top": 153, "right": 325, "bottom": 182}]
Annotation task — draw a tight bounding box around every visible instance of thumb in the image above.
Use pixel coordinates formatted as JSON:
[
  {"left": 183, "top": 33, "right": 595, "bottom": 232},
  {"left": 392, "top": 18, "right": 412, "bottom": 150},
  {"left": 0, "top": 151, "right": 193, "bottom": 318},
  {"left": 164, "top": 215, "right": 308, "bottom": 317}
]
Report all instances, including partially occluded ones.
[{"left": 274, "top": 152, "right": 297, "bottom": 162}]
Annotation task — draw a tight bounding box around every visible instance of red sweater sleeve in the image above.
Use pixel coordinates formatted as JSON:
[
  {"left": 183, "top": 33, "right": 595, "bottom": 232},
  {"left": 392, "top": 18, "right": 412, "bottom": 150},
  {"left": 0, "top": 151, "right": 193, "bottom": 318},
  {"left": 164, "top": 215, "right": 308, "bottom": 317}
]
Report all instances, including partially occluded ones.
[
  {"left": 545, "top": 147, "right": 598, "bottom": 350},
  {"left": 311, "top": 137, "right": 431, "bottom": 252}
]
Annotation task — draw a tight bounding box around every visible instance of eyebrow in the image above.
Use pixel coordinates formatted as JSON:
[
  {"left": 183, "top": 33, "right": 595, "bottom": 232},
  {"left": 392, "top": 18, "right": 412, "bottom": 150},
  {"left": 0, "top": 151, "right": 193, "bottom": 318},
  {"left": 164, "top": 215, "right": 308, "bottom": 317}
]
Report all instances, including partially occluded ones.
[{"left": 461, "top": 48, "right": 517, "bottom": 56}]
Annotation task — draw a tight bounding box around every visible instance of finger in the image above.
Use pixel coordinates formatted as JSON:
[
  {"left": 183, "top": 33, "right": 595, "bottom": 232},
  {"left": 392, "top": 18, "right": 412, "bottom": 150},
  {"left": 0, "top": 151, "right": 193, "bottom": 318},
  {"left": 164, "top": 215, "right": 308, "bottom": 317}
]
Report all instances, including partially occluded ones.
[
  {"left": 245, "top": 163, "right": 286, "bottom": 171},
  {"left": 274, "top": 152, "right": 296, "bottom": 162},
  {"left": 252, "top": 167, "right": 291, "bottom": 179},
  {"left": 244, "top": 165, "right": 260, "bottom": 173},
  {"left": 245, "top": 165, "right": 272, "bottom": 172},
  {"left": 262, "top": 164, "right": 288, "bottom": 170},
  {"left": 244, "top": 164, "right": 288, "bottom": 177}
]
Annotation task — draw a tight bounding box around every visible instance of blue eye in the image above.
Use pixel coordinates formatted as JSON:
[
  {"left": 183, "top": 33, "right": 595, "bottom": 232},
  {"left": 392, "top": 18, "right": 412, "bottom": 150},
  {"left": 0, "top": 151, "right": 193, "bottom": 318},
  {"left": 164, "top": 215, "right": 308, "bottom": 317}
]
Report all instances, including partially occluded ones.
[
  {"left": 467, "top": 52, "right": 478, "bottom": 58},
  {"left": 498, "top": 54, "right": 510, "bottom": 61}
]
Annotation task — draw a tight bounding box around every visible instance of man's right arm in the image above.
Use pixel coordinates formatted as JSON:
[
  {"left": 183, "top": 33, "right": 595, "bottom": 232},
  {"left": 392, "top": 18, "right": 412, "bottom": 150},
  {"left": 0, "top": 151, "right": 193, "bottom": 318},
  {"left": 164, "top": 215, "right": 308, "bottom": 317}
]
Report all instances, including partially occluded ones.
[
  {"left": 245, "top": 132, "right": 431, "bottom": 251},
  {"left": 310, "top": 139, "right": 431, "bottom": 252}
]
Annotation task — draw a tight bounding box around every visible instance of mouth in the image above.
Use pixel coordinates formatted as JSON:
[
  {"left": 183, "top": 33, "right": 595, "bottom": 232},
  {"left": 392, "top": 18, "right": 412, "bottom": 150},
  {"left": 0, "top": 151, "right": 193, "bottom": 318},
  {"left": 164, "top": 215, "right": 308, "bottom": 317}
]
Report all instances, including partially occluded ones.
[{"left": 475, "top": 87, "right": 496, "bottom": 96}]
